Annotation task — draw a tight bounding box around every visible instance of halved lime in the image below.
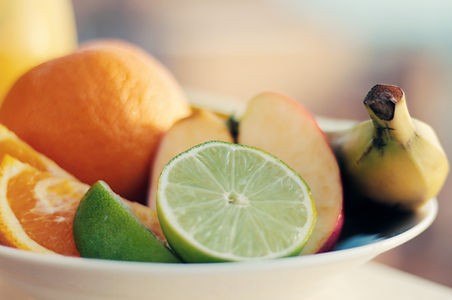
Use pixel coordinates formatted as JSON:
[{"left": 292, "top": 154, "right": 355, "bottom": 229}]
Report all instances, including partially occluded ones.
[{"left": 157, "top": 141, "right": 316, "bottom": 262}]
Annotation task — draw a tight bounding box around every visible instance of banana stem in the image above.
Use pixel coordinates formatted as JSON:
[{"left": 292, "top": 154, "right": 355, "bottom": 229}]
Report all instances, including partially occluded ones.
[{"left": 364, "top": 84, "right": 416, "bottom": 146}]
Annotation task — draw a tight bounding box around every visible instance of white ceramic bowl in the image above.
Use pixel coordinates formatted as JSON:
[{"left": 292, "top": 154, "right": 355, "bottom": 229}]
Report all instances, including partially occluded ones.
[{"left": 0, "top": 198, "right": 437, "bottom": 300}]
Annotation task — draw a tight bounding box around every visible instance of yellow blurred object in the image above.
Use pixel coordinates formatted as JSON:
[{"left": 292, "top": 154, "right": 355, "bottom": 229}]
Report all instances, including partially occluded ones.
[{"left": 0, "top": 0, "right": 77, "bottom": 103}]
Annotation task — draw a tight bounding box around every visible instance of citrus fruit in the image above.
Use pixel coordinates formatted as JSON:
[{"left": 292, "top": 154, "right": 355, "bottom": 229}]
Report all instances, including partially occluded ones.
[
  {"left": 0, "top": 155, "right": 85, "bottom": 255},
  {"left": 0, "top": 155, "right": 164, "bottom": 255},
  {"left": 74, "top": 181, "right": 180, "bottom": 263},
  {"left": 157, "top": 141, "right": 316, "bottom": 262},
  {"left": 124, "top": 200, "right": 165, "bottom": 242},
  {"left": 0, "top": 0, "right": 77, "bottom": 102},
  {"left": 0, "top": 40, "right": 191, "bottom": 202},
  {"left": 0, "top": 123, "right": 74, "bottom": 180}
]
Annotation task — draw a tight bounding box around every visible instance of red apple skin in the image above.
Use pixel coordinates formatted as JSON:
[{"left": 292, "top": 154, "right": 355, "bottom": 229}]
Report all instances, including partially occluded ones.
[
  {"left": 299, "top": 110, "right": 344, "bottom": 254},
  {"left": 238, "top": 92, "right": 343, "bottom": 254},
  {"left": 298, "top": 98, "right": 344, "bottom": 253},
  {"left": 317, "top": 211, "right": 343, "bottom": 253}
]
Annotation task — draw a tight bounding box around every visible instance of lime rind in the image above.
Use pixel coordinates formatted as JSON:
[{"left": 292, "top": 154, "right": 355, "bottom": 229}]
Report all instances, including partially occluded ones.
[
  {"left": 73, "top": 181, "right": 180, "bottom": 263},
  {"left": 157, "top": 141, "right": 316, "bottom": 262}
]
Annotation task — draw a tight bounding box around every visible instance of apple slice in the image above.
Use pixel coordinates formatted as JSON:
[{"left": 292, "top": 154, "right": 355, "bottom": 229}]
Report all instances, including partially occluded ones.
[
  {"left": 148, "top": 109, "right": 233, "bottom": 209},
  {"left": 238, "top": 92, "right": 343, "bottom": 254}
]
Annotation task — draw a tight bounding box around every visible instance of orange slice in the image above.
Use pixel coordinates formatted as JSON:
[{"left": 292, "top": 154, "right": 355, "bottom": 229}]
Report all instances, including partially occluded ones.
[
  {"left": 0, "top": 124, "right": 74, "bottom": 180},
  {"left": 0, "top": 155, "right": 164, "bottom": 256}
]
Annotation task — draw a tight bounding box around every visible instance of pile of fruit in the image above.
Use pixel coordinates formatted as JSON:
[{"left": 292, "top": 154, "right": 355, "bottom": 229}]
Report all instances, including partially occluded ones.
[{"left": 0, "top": 40, "right": 448, "bottom": 263}]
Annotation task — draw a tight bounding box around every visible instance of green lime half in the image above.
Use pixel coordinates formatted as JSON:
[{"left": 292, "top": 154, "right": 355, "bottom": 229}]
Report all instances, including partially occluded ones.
[
  {"left": 73, "top": 181, "right": 180, "bottom": 263},
  {"left": 157, "top": 141, "right": 316, "bottom": 262}
]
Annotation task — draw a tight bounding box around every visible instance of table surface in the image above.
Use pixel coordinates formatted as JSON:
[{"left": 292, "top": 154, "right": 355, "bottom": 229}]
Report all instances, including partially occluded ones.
[{"left": 1, "top": 262, "right": 451, "bottom": 299}]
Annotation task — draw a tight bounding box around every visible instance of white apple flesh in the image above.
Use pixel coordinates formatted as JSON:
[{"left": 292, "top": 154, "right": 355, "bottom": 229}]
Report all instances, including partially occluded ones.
[
  {"left": 238, "top": 92, "right": 343, "bottom": 254},
  {"left": 148, "top": 109, "right": 233, "bottom": 209}
]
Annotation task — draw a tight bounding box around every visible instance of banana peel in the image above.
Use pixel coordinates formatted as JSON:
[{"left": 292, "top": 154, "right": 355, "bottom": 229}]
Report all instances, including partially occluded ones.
[{"left": 325, "top": 84, "right": 449, "bottom": 209}]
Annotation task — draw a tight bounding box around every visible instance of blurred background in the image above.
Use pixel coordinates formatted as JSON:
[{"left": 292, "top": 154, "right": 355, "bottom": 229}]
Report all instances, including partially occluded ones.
[{"left": 2, "top": 0, "right": 452, "bottom": 287}]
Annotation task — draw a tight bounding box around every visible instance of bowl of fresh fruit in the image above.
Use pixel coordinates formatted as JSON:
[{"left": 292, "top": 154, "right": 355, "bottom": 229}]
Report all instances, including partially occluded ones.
[{"left": 0, "top": 40, "right": 447, "bottom": 300}]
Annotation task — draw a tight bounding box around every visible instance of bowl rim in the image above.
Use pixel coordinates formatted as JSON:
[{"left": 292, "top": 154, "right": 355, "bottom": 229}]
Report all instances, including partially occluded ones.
[{"left": 0, "top": 199, "right": 437, "bottom": 275}]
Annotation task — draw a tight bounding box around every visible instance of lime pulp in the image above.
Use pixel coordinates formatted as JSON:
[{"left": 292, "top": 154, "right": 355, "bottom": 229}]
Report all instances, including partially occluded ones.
[{"left": 157, "top": 141, "right": 316, "bottom": 262}]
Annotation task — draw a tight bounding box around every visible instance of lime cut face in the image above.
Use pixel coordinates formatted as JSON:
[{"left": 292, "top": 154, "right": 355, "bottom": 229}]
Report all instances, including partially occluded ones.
[{"left": 157, "top": 141, "right": 316, "bottom": 262}]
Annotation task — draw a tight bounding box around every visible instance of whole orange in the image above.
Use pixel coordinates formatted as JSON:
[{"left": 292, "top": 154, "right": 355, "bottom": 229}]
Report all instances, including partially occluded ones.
[{"left": 0, "top": 40, "right": 191, "bottom": 203}]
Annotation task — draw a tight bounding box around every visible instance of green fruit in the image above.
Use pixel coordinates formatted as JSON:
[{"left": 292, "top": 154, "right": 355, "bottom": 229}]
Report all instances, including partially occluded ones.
[
  {"left": 157, "top": 141, "right": 316, "bottom": 263},
  {"left": 73, "top": 181, "right": 180, "bottom": 263}
]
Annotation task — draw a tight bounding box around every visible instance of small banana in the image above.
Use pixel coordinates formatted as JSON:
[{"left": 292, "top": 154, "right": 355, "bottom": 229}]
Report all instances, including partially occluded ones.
[{"left": 325, "top": 84, "right": 449, "bottom": 209}]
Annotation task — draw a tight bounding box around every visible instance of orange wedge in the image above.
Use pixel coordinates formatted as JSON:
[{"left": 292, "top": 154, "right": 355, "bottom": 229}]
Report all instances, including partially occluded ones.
[
  {"left": 0, "top": 155, "right": 164, "bottom": 256},
  {"left": 0, "top": 124, "right": 74, "bottom": 180}
]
